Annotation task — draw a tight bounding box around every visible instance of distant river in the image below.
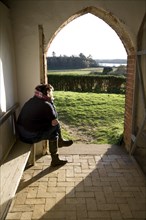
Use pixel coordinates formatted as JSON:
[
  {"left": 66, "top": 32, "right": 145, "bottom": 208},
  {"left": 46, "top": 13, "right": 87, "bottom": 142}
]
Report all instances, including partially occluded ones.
[{"left": 99, "top": 63, "right": 127, "bottom": 67}]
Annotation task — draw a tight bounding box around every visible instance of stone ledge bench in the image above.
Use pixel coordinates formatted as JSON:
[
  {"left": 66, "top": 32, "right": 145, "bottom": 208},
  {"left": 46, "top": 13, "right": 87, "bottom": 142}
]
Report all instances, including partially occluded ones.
[
  {"left": 0, "top": 140, "right": 36, "bottom": 220},
  {"left": 0, "top": 103, "right": 36, "bottom": 220}
]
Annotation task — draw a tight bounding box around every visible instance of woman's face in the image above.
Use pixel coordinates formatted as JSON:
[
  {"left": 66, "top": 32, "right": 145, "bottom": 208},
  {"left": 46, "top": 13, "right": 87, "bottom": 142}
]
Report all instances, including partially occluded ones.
[{"left": 47, "top": 89, "right": 53, "bottom": 99}]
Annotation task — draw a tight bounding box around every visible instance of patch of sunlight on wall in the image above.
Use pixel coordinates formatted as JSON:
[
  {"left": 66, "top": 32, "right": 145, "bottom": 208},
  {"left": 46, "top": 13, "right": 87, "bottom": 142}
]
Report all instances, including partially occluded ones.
[{"left": 0, "top": 58, "right": 6, "bottom": 113}]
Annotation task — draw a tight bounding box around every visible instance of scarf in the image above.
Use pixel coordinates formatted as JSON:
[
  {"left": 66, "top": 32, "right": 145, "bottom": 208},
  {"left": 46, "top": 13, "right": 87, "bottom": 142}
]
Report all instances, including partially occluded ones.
[{"left": 34, "top": 90, "right": 52, "bottom": 102}]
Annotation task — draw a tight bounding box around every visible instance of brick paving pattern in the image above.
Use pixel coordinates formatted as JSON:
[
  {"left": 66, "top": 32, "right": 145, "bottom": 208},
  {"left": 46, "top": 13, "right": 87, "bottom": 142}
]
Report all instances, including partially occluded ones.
[{"left": 6, "top": 152, "right": 146, "bottom": 220}]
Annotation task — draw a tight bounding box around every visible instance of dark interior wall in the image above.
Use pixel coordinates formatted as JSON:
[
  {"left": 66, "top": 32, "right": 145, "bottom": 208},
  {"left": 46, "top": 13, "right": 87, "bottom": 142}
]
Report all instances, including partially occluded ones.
[{"left": 133, "top": 14, "right": 146, "bottom": 174}]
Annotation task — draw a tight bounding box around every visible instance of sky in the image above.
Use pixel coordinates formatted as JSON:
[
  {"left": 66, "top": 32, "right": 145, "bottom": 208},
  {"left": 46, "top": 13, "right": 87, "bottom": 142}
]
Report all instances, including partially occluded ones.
[{"left": 47, "top": 13, "right": 127, "bottom": 60}]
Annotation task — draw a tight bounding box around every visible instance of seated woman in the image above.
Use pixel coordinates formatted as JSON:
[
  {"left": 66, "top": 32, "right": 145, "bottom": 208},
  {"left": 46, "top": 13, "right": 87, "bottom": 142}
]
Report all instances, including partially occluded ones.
[{"left": 17, "top": 84, "right": 73, "bottom": 167}]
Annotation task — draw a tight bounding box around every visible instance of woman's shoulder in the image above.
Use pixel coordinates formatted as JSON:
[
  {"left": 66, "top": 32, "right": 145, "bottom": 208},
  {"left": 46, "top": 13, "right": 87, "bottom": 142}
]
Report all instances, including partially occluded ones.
[{"left": 44, "top": 100, "right": 54, "bottom": 107}]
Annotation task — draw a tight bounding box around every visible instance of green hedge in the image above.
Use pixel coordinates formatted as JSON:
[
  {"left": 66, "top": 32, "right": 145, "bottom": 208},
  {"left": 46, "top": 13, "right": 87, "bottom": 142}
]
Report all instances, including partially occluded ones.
[{"left": 47, "top": 74, "right": 126, "bottom": 94}]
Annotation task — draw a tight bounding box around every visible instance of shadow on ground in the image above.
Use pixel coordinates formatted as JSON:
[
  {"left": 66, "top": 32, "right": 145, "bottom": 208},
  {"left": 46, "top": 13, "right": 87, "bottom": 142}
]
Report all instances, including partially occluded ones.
[{"left": 6, "top": 144, "right": 146, "bottom": 220}]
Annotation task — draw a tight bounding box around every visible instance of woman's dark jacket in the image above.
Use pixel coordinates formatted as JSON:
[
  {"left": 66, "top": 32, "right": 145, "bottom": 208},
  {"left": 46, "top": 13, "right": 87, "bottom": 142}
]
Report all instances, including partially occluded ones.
[{"left": 17, "top": 96, "right": 57, "bottom": 132}]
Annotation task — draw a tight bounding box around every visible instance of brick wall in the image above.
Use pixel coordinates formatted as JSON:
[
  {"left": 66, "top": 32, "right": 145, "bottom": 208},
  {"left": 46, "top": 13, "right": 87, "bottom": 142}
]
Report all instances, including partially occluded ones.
[{"left": 124, "top": 54, "right": 136, "bottom": 151}]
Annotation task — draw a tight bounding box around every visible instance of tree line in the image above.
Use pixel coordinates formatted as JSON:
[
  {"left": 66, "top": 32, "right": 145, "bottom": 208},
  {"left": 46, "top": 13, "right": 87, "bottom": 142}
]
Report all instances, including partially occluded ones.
[{"left": 47, "top": 53, "right": 98, "bottom": 70}]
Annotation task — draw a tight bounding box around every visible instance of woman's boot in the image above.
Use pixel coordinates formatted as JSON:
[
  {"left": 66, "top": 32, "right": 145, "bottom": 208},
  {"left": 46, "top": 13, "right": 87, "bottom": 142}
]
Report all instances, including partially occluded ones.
[
  {"left": 57, "top": 129, "right": 73, "bottom": 148},
  {"left": 49, "top": 140, "right": 67, "bottom": 167},
  {"left": 58, "top": 139, "right": 73, "bottom": 148}
]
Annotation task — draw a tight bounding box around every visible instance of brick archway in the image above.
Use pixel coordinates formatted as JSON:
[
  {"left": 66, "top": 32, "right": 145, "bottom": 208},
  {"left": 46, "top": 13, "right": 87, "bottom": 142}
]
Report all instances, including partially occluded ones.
[{"left": 46, "top": 6, "right": 136, "bottom": 151}]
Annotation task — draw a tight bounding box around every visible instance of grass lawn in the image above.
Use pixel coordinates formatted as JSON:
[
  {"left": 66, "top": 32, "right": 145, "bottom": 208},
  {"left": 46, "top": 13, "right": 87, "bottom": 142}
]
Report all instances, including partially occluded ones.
[
  {"left": 54, "top": 91, "right": 125, "bottom": 144},
  {"left": 48, "top": 68, "right": 103, "bottom": 75}
]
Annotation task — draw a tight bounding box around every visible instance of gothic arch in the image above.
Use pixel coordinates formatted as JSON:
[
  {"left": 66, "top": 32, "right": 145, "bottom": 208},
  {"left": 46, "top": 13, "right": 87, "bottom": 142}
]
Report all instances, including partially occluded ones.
[
  {"left": 46, "top": 6, "right": 135, "bottom": 56},
  {"left": 46, "top": 6, "right": 136, "bottom": 150}
]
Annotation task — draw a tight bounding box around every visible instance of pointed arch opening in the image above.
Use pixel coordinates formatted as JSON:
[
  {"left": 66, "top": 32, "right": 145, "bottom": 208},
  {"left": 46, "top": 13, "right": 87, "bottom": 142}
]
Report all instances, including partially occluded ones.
[
  {"left": 46, "top": 6, "right": 135, "bottom": 56},
  {"left": 45, "top": 6, "right": 136, "bottom": 150}
]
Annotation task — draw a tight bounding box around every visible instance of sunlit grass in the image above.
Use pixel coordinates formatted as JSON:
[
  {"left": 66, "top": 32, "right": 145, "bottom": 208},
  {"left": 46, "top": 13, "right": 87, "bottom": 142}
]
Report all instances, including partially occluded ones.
[
  {"left": 54, "top": 91, "right": 125, "bottom": 144},
  {"left": 48, "top": 68, "right": 103, "bottom": 75}
]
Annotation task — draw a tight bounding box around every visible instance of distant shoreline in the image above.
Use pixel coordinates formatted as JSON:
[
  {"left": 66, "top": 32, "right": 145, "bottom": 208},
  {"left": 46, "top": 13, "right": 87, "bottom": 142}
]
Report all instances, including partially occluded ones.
[{"left": 96, "top": 59, "right": 127, "bottom": 64}]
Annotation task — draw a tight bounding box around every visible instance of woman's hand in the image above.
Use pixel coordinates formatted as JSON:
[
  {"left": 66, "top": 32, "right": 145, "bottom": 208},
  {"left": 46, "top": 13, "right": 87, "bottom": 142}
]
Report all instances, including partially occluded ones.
[{"left": 51, "top": 119, "right": 59, "bottom": 126}]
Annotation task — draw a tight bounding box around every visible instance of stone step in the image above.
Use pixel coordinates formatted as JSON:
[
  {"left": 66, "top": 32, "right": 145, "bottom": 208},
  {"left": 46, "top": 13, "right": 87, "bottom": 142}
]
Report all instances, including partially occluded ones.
[{"left": 59, "top": 143, "right": 127, "bottom": 155}]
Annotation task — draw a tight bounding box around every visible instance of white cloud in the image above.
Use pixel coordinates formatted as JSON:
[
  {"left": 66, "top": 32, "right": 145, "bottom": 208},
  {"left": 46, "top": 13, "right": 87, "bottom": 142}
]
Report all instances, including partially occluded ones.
[{"left": 47, "top": 14, "right": 127, "bottom": 59}]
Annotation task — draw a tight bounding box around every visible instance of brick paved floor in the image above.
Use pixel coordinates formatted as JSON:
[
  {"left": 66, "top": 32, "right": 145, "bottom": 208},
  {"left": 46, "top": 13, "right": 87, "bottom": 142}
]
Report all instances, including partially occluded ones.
[{"left": 6, "top": 144, "right": 146, "bottom": 220}]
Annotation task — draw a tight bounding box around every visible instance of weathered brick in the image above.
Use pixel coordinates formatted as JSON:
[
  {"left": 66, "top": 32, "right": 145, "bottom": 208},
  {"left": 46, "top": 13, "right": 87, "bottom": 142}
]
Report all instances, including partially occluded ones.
[
  {"left": 25, "top": 198, "right": 45, "bottom": 205},
  {"left": 76, "top": 191, "right": 94, "bottom": 198},
  {"left": 32, "top": 204, "right": 45, "bottom": 219},
  {"left": 12, "top": 205, "right": 34, "bottom": 212},
  {"left": 86, "top": 198, "right": 98, "bottom": 210},
  {"left": 119, "top": 204, "right": 133, "bottom": 218},
  {"left": 110, "top": 211, "right": 123, "bottom": 220},
  {"left": 20, "top": 212, "right": 32, "bottom": 220},
  {"left": 88, "top": 210, "right": 110, "bottom": 218},
  {"left": 5, "top": 153, "right": 146, "bottom": 220},
  {"left": 6, "top": 212, "right": 22, "bottom": 219},
  {"left": 98, "top": 203, "right": 119, "bottom": 211}
]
